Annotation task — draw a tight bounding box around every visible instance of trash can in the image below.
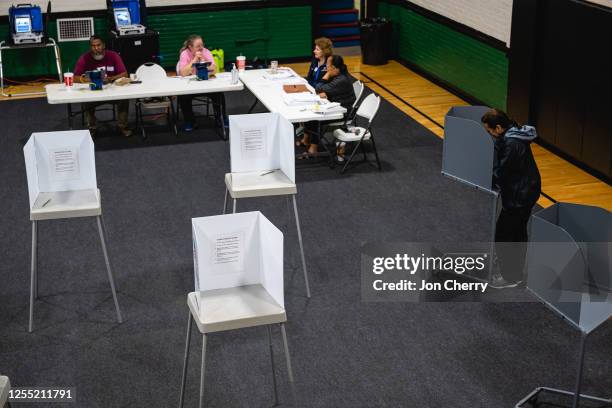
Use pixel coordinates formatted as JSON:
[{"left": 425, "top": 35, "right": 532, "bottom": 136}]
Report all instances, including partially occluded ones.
[{"left": 360, "top": 18, "right": 391, "bottom": 65}]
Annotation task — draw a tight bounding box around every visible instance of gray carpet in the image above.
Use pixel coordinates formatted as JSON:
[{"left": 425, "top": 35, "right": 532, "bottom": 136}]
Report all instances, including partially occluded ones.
[{"left": 0, "top": 89, "right": 610, "bottom": 408}]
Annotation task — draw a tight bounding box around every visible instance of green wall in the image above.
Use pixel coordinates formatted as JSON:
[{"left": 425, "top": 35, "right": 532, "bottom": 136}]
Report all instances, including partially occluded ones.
[
  {"left": 378, "top": 2, "right": 508, "bottom": 110},
  {"left": 0, "top": 5, "right": 311, "bottom": 78},
  {"left": 148, "top": 6, "right": 311, "bottom": 69}
]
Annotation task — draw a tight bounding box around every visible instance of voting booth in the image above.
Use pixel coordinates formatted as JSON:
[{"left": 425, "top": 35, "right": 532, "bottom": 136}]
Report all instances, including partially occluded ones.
[
  {"left": 23, "top": 130, "right": 122, "bottom": 332},
  {"left": 223, "top": 112, "right": 311, "bottom": 298},
  {"left": 442, "top": 106, "right": 498, "bottom": 282},
  {"left": 191, "top": 211, "right": 284, "bottom": 321},
  {"left": 179, "top": 212, "right": 295, "bottom": 408},
  {"left": 24, "top": 130, "right": 98, "bottom": 218},
  {"left": 516, "top": 203, "right": 612, "bottom": 408},
  {"left": 228, "top": 111, "right": 295, "bottom": 189}
]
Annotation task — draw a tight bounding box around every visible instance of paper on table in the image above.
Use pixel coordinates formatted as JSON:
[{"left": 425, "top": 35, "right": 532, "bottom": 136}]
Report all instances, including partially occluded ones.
[
  {"left": 283, "top": 92, "right": 321, "bottom": 106},
  {"left": 50, "top": 147, "right": 80, "bottom": 181},
  {"left": 215, "top": 72, "right": 232, "bottom": 80},
  {"left": 312, "top": 101, "right": 343, "bottom": 113},
  {"left": 240, "top": 127, "right": 267, "bottom": 159},
  {"left": 263, "top": 70, "right": 295, "bottom": 80}
]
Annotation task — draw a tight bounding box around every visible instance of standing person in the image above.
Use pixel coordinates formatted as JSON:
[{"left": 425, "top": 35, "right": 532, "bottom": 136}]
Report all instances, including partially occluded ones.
[
  {"left": 306, "top": 37, "right": 333, "bottom": 88},
  {"left": 481, "top": 109, "right": 541, "bottom": 288},
  {"left": 73, "top": 35, "right": 132, "bottom": 137},
  {"left": 176, "top": 34, "right": 224, "bottom": 132}
]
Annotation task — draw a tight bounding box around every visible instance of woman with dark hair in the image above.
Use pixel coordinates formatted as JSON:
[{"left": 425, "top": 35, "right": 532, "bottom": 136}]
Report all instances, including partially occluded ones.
[
  {"left": 306, "top": 37, "right": 333, "bottom": 88},
  {"left": 299, "top": 55, "right": 356, "bottom": 157},
  {"left": 481, "top": 108, "right": 541, "bottom": 288}
]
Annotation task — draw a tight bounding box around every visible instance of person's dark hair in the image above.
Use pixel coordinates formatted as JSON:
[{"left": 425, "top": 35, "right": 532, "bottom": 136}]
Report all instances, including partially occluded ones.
[
  {"left": 329, "top": 55, "right": 348, "bottom": 75},
  {"left": 89, "top": 35, "right": 105, "bottom": 45},
  {"left": 481, "top": 108, "right": 516, "bottom": 130}
]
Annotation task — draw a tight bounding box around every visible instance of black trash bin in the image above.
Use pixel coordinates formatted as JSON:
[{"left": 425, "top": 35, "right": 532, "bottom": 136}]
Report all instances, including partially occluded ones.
[{"left": 360, "top": 18, "right": 391, "bottom": 65}]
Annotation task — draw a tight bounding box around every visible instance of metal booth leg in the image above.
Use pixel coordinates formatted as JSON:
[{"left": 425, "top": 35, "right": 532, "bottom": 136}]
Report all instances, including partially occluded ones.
[
  {"left": 223, "top": 188, "right": 228, "bottom": 215},
  {"left": 199, "top": 334, "right": 207, "bottom": 408},
  {"left": 268, "top": 325, "right": 279, "bottom": 406},
  {"left": 292, "top": 195, "right": 311, "bottom": 298},
  {"left": 280, "top": 323, "right": 297, "bottom": 405},
  {"left": 514, "top": 331, "right": 612, "bottom": 408},
  {"left": 28, "top": 220, "right": 38, "bottom": 333},
  {"left": 96, "top": 215, "right": 123, "bottom": 323},
  {"left": 488, "top": 193, "right": 499, "bottom": 282},
  {"left": 233, "top": 198, "right": 237, "bottom": 214},
  {"left": 178, "top": 311, "right": 192, "bottom": 408},
  {"left": 572, "top": 332, "right": 587, "bottom": 408}
]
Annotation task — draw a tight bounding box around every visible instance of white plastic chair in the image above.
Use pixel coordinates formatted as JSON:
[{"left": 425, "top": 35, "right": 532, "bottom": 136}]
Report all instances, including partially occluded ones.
[
  {"left": 332, "top": 93, "right": 382, "bottom": 173},
  {"left": 134, "top": 63, "right": 177, "bottom": 138},
  {"left": 325, "top": 80, "right": 364, "bottom": 128},
  {"left": 23, "top": 130, "right": 122, "bottom": 332},
  {"left": 179, "top": 212, "right": 296, "bottom": 408}
]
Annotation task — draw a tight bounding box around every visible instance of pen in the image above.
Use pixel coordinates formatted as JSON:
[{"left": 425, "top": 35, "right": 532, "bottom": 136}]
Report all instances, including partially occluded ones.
[
  {"left": 260, "top": 170, "right": 275, "bottom": 176},
  {"left": 42, "top": 199, "right": 51, "bottom": 207}
]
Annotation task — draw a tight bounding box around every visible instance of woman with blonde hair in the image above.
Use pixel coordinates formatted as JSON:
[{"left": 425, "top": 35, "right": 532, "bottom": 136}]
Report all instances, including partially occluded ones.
[
  {"left": 306, "top": 37, "right": 333, "bottom": 87},
  {"left": 176, "top": 34, "right": 223, "bottom": 132}
]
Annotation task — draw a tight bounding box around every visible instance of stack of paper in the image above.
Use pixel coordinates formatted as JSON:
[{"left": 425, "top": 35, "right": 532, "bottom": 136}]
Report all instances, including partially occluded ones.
[
  {"left": 283, "top": 92, "right": 321, "bottom": 106},
  {"left": 313, "top": 101, "right": 343, "bottom": 113}
]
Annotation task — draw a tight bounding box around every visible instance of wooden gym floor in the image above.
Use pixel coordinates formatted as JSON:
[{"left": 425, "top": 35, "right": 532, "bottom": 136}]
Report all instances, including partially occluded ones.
[
  {"left": 290, "top": 56, "right": 612, "bottom": 210},
  {"left": 1, "top": 56, "right": 610, "bottom": 210}
]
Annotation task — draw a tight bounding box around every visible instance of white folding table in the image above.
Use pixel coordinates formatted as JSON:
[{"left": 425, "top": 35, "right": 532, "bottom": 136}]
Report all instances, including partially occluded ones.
[
  {"left": 239, "top": 68, "right": 346, "bottom": 123},
  {"left": 45, "top": 75, "right": 244, "bottom": 138}
]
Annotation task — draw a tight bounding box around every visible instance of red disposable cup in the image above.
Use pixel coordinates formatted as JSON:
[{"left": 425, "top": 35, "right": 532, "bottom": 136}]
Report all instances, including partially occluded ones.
[
  {"left": 64, "top": 72, "right": 74, "bottom": 87},
  {"left": 236, "top": 56, "right": 246, "bottom": 71}
]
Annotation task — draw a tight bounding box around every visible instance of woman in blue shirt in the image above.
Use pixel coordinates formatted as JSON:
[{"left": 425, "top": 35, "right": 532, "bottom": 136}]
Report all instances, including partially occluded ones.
[{"left": 306, "top": 37, "right": 333, "bottom": 88}]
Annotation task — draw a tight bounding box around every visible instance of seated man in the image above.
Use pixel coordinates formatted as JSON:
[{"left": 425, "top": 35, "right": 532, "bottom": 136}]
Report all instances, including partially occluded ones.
[{"left": 74, "top": 35, "right": 132, "bottom": 137}]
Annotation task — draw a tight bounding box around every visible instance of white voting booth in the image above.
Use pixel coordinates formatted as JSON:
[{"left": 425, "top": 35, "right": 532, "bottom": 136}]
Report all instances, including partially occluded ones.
[
  {"left": 180, "top": 212, "right": 295, "bottom": 408},
  {"left": 442, "top": 106, "right": 498, "bottom": 282},
  {"left": 23, "top": 130, "right": 122, "bottom": 332},
  {"left": 191, "top": 211, "right": 284, "bottom": 324},
  {"left": 223, "top": 112, "right": 311, "bottom": 298},
  {"left": 227, "top": 112, "right": 295, "bottom": 196},
  {"left": 24, "top": 130, "right": 98, "bottom": 218}
]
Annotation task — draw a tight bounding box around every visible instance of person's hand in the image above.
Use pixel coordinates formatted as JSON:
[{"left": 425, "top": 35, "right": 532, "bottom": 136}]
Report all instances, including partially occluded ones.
[
  {"left": 319, "top": 92, "right": 327, "bottom": 99},
  {"left": 192, "top": 51, "right": 203, "bottom": 63},
  {"left": 322, "top": 72, "right": 331, "bottom": 81},
  {"left": 80, "top": 73, "right": 90, "bottom": 83}
]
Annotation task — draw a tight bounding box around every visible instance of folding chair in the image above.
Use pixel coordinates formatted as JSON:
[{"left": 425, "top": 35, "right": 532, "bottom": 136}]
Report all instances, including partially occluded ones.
[
  {"left": 134, "top": 63, "right": 177, "bottom": 139},
  {"left": 332, "top": 93, "right": 382, "bottom": 174}
]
